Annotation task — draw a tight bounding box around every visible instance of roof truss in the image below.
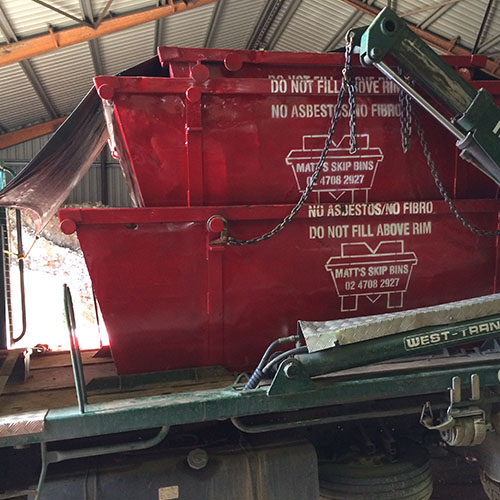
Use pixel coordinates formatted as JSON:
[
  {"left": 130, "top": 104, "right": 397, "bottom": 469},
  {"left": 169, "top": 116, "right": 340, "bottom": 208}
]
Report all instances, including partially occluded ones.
[
  {"left": 0, "top": 0, "right": 217, "bottom": 67},
  {"left": 340, "top": 0, "right": 500, "bottom": 78},
  {"left": 0, "top": 3, "right": 57, "bottom": 118}
]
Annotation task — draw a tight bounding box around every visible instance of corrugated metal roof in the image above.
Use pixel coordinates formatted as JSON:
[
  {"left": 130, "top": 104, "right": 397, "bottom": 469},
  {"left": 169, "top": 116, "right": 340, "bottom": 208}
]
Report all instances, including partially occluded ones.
[
  {"left": 2, "top": 0, "right": 500, "bottom": 134},
  {"left": 397, "top": 0, "right": 489, "bottom": 49},
  {"left": 1, "top": 0, "right": 77, "bottom": 38},
  {"left": 0, "top": 63, "right": 49, "bottom": 129},
  {"left": 210, "top": 0, "right": 267, "bottom": 49},
  {"left": 427, "top": 1, "right": 497, "bottom": 54},
  {"left": 161, "top": 2, "right": 216, "bottom": 47},
  {"left": 99, "top": 22, "right": 156, "bottom": 75},
  {"left": 3, "top": 0, "right": 500, "bottom": 155},
  {"left": 260, "top": 0, "right": 294, "bottom": 48},
  {"left": 91, "top": 0, "right": 156, "bottom": 17},
  {"left": 274, "top": 0, "right": 356, "bottom": 52},
  {"left": 30, "top": 43, "right": 95, "bottom": 116},
  {"left": 4, "top": 0, "right": 500, "bottom": 207}
]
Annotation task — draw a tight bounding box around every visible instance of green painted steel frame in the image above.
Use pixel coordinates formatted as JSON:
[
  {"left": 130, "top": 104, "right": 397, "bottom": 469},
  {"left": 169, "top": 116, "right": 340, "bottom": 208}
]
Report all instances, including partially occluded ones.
[
  {"left": 359, "top": 7, "right": 475, "bottom": 115},
  {"left": 296, "top": 314, "right": 500, "bottom": 377},
  {"left": 1, "top": 358, "right": 500, "bottom": 448},
  {"left": 358, "top": 7, "right": 500, "bottom": 186}
]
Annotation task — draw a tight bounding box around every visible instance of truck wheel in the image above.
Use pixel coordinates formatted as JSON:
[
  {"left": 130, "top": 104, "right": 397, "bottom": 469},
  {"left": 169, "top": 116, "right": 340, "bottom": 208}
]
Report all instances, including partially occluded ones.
[
  {"left": 318, "top": 440, "right": 432, "bottom": 500},
  {"left": 480, "top": 470, "right": 500, "bottom": 499}
]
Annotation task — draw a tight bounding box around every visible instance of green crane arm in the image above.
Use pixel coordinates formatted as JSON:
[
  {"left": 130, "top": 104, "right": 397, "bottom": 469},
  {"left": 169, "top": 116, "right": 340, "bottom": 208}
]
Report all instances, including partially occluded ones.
[{"left": 357, "top": 7, "right": 500, "bottom": 187}]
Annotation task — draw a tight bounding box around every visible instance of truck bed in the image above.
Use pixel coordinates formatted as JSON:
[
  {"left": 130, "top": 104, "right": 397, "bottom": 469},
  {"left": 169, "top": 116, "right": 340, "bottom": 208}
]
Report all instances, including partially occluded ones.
[
  {"left": 1, "top": 346, "right": 500, "bottom": 450},
  {"left": 0, "top": 349, "right": 235, "bottom": 417}
]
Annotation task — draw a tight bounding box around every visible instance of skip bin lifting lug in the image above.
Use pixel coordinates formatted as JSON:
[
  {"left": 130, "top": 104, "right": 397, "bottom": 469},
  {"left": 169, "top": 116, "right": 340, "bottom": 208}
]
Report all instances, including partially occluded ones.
[
  {"left": 207, "top": 215, "right": 229, "bottom": 245},
  {"left": 420, "top": 374, "right": 490, "bottom": 446}
]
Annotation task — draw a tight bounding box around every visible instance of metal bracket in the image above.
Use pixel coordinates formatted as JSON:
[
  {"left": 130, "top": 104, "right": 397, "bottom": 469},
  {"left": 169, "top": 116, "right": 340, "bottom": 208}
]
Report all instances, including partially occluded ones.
[
  {"left": 267, "top": 358, "right": 315, "bottom": 396},
  {"left": 420, "top": 374, "right": 489, "bottom": 446},
  {"left": 34, "top": 426, "right": 170, "bottom": 499},
  {"left": 207, "top": 215, "right": 229, "bottom": 245}
]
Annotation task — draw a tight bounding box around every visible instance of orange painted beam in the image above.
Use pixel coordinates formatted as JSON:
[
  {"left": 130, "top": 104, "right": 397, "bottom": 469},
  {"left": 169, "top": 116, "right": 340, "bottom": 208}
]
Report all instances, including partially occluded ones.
[
  {"left": 0, "top": 0, "right": 217, "bottom": 67},
  {"left": 340, "top": 0, "right": 500, "bottom": 78},
  {"left": 0, "top": 117, "right": 66, "bottom": 149}
]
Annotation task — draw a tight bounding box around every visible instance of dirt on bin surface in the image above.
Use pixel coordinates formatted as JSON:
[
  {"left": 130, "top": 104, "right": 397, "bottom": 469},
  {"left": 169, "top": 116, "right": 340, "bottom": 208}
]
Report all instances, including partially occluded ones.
[{"left": 6, "top": 203, "right": 107, "bottom": 351}]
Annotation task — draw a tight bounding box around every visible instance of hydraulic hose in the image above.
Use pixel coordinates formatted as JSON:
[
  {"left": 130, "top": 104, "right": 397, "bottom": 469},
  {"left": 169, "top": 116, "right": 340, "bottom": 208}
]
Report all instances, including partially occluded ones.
[
  {"left": 243, "top": 337, "right": 305, "bottom": 390},
  {"left": 261, "top": 346, "right": 308, "bottom": 374}
]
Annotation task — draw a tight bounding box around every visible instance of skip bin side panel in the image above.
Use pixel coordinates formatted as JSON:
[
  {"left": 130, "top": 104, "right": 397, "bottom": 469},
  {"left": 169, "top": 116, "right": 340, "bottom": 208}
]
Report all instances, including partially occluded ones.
[
  {"left": 201, "top": 92, "right": 458, "bottom": 205},
  {"left": 62, "top": 201, "right": 500, "bottom": 374},
  {"left": 113, "top": 93, "right": 189, "bottom": 207},
  {"left": 220, "top": 205, "right": 499, "bottom": 369},
  {"left": 100, "top": 75, "right": 500, "bottom": 208},
  {"left": 76, "top": 221, "right": 210, "bottom": 374},
  {"left": 98, "top": 49, "right": 500, "bottom": 206}
]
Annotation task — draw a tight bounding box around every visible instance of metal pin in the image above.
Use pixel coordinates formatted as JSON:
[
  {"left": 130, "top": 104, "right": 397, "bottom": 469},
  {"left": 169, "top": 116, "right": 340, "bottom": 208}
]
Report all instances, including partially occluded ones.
[
  {"left": 470, "top": 373, "right": 480, "bottom": 401},
  {"left": 451, "top": 376, "right": 461, "bottom": 403}
]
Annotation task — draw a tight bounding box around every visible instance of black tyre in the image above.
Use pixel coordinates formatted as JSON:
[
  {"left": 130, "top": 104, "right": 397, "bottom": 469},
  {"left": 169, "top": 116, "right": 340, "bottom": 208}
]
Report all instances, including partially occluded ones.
[
  {"left": 480, "top": 470, "right": 500, "bottom": 500},
  {"left": 319, "top": 440, "right": 432, "bottom": 500}
]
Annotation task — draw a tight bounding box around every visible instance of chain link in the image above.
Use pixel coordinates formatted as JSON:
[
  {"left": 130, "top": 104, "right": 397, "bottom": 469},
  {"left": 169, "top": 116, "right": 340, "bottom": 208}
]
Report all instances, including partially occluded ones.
[
  {"left": 225, "top": 41, "right": 500, "bottom": 245},
  {"left": 251, "top": 0, "right": 284, "bottom": 50},
  {"left": 344, "top": 33, "right": 358, "bottom": 154},
  {"left": 395, "top": 71, "right": 498, "bottom": 237},
  {"left": 228, "top": 85, "right": 346, "bottom": 245},
  {"left": 414, "top": 112, "right": 500, "bottom": 238},
  {"left": 398, "top": 69, "right": 412, "bottom": 154},
  {"left": 227, "top": 33, "right": 356, "bottom": 246}
]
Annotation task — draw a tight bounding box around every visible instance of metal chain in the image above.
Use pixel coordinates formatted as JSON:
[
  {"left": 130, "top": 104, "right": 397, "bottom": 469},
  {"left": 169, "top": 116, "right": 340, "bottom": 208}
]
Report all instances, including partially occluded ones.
[
  {"left": 252, "top": 0, "right": 284, "bottom": 50},
  {"left": 398, "top": 72, "right": 497, "bottom": 237},
  {"left": 227, "top": 33, "right": 355, "bottom": 246},
  {"left": 398, "top": 69, "right": 412, "bottom": 154},
  {"left": 344, "top": 33, "right": 358, "bottom": 154},
  {"left": 414, "top": 111, "right": 500, "bottom": 238},
  {"left": 228, "top": 84, "right": 346, "bottom": 246}
]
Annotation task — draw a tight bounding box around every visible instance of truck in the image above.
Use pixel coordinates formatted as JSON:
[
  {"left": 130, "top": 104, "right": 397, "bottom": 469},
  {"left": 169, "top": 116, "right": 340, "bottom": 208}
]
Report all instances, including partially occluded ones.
[{"left": 2, "top": 7, "right": 500, "bottom": 499}]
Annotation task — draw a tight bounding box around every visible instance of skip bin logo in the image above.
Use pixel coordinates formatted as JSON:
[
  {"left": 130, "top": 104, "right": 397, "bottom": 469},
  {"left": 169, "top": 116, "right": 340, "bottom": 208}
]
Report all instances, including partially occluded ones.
[
  {"left": 286, "top": 134, "right": 384, "bottom": 203},
  {"left": 325, "top": 241, "right": 418, "bottom": 312}
]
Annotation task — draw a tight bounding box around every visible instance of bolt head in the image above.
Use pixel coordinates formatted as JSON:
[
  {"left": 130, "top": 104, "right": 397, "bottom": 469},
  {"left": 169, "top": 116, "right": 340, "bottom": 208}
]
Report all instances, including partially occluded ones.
[
  {"left": 224, "top": 53, "right": 243, "bottom": 72},
  {"left": 186, "top": 86, "right": 202, "bottom": 103},
  {"left": 60, "top": 219, "right": 76, "bottom": 235},
  {"left": 187, "top": 448, "right": 208, "bottom": 470},
  {"left": 284, "top": 361, "right": 299, "bottom": 379},
  {"left": 191, "top": 63, "right": 210, "bottom": 83},
  {"left": 97, "top": 84, "right": 114, "bottom": 101},
  {"left": 207, "top": 216, "right": 226, "bottom": 233}
]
